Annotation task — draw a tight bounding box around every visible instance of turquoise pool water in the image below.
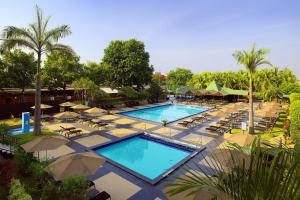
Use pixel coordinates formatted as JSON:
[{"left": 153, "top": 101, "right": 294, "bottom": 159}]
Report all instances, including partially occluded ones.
[
  {"left": 120, "top": 104, "right": 206, "bottom": 123},
  {"left": 9, "top": 126, "right": 34, "bottom": 135},
  {"left": 95, "top": 136, "right": 191, "bottom": 180}
]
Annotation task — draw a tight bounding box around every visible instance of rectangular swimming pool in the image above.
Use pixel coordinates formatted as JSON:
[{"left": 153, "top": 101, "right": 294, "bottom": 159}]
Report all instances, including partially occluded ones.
[
  {"left": 119, "top": 104, "right": 207, "bottom": 123},
  {"left": 94, "top": 135, "right": 194, "bottom": 184}
]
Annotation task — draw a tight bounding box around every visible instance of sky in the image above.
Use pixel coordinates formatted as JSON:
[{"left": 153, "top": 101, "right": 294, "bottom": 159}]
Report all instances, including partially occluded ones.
[{"left": 0, "top": 0, "right": 299, "bottom": 77}]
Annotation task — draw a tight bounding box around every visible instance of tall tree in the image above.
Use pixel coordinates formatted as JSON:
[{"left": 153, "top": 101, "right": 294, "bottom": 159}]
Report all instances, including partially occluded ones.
[
  {"left": 0, "top": 6, "right": 74, "bottom": 135},
  {"left": 233, "top": 45, "right": 271, "bottom": 134},
  {"left": 1, "top": 50, "right": 36, "bottom": 102},
  {"left": 84, "top": 61, "right": 109, "bottom": 86},
  {"left": 0, "top": 57, "right": 6, "bottom": 88},
  {"left": 102, "top": 39, "right": 153, "bottom": 89},
  {"left": 167, "top": 68, "right": 193, "bottom": 87},
  {"left": 42, "top": 51, "right": 83, "bottom": 96}
]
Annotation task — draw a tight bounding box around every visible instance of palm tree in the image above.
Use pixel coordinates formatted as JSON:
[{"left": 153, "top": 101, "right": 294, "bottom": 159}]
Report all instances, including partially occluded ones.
[
  {"left": 233, "top": 45, "right": 271, "bottom": 134},
  {"left": 165, "top": 139, "right": 300, "bottom": 200},
  {"left": 0, "top": 6, "right": 74, "bottom": 135}
]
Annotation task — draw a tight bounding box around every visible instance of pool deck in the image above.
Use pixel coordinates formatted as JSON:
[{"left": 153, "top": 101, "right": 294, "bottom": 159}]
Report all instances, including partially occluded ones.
[{"left": 43, "top": 102, "right": 226, "bottom": 200}]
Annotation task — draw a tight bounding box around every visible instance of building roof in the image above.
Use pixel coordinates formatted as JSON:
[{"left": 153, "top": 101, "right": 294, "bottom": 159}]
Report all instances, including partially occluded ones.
[
  {"left": 173, "top": 81, "right": 248, "bottom": 96},
  {"left": 100, "top": 87, "right": 119, "bottom": 94}
]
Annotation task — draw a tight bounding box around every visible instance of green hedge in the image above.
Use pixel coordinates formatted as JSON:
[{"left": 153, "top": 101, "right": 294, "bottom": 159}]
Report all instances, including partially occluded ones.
[
  {"left": 290, "top": 100, "right": 300, "bottom": 140},
  {"left": 289, "top": 93, "right": 300, "bottom": 103}
]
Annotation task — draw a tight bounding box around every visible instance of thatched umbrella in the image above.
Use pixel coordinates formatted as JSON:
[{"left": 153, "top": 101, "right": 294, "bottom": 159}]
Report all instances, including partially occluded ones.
[
  {"left": 46, "top": 152, "right": 106, "bottom": 181},
  {"left": 209, "top": 148, "right": 250, "bottom": 172},
  {"left": 59, "top": 102, "right": 76, "bottom": 107},
  {"left": 226, "top": 133, "right": 255, "bottom": 146},
  {"left": 71, "top": 104, "right": 90, "bottom": 110},
  {"left": 31, "top": 104, "right": 53, "bottom": 110},
  {"left": 84, "top": 107, "right": 106, "bottom": 116},
  {"left": 21, "top": 136, "right": 69, "bottom": 159},
  {"left": 53, "top": 111, "right": 79, "bottom": 120},
  {"left": 59, "top": 102, "right": 76, "bottom": 111},
  {"left": 31, "top": 104, "right": 53, "bottom": 116}
]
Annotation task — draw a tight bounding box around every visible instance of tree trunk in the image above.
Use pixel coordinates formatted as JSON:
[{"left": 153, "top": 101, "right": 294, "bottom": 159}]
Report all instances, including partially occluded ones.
[
  {"left": 33, "top": 52, "right": 42, "bottom": 136},
  {"left": 21, "top": 87, "right": 25, "bottom": 103},
  {"left": 63, "top": 84, "right": 67, "bottom": 100},
  {"left": 248, "top": 75, "right": 254, "bottom": 134}
]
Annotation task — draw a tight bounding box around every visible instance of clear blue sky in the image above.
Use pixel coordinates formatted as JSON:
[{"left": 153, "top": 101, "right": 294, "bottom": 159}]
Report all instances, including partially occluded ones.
[{"left": 0, "top": 0, "right": 299, "bottom": 77}]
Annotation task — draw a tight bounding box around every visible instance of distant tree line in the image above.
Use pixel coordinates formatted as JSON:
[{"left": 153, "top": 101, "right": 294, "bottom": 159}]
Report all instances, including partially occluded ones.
[{"left": 166, "top": 67, "right": 300, "bottom": 101}]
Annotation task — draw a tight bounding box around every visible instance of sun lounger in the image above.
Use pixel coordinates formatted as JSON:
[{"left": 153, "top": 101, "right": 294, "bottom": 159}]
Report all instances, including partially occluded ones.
[
  {"left": 94, "top": 122, "right": 109, "bottom": 129},
  {"left": 178, "top": 121, "right": 191, "bottom": 127},
  {"left": 90, "top": 191, "right": 111, "bottom": 200},
  {"left": 59, "top": 126, "right": 76, "bottom": 133},
  {"left": 64, "top": 129, "right": 82, "bottom": 138},
  {"left": 192, "top": 116, "right": 205, "bottom": 122}
]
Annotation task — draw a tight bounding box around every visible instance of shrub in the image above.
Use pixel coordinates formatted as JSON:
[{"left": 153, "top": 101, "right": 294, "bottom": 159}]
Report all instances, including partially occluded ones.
[
  {"left": 119, "top": 86, "right": 139, "bottom": 100},
  {"left": 60, "top": 176, "right": 88, "bottom": 200},
  {"left": 28, "top": 161, "right": 51, "bottom": 184},
  {"left": 146, "top": 80, "right": 164, "bottom": 103},
  {"left": 289, "top": 100, "right": 300, "bottom": 140},
  {"left": 14, "top": 148, "right": 34, "bottom": 176},
  {"left": 0, "top": 122, "right": 10, "bottom": 135},
  {"left": 0, "top": 160, "right": 17, "bottom": 187},
  {"left": 8, "top": 179, "right": 32, "bottom": 200},
  {"left": 41, "top": 182, "right": 61, "bottom": 200},
  {"left": 289, "top": 93, "right": 300, "bottom": 103}
]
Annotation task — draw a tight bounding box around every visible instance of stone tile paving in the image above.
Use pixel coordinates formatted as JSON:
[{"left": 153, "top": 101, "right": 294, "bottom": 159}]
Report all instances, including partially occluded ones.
[{"left": 46, "top": 103, "right": 226, "bottom": 200}]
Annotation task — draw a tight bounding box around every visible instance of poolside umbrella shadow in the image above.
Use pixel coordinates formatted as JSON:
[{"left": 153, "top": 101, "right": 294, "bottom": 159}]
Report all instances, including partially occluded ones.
[
  {"left": 46, "top": 152, "right": 106, "bottom": 181},
  {"left": 21, "top": 136, "right": 69, "bottom": 160}
]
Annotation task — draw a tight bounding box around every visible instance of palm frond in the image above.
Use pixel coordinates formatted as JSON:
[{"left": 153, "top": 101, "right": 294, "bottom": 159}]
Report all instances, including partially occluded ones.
[
  {"left": 45, "top": 43, "right": 75, "bottom": 55},
  {"left": 165, "top": 139, "right": 300, "bottom": 200},
  {"left": 44, "top": 25, "right": 72, "bottom": 42},
  {"left": 0, "top": 38, "right": 37, "bottom": 53}
]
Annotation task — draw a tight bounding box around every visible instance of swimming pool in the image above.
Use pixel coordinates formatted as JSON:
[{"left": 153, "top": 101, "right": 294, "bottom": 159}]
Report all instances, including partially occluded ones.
[
  {"left": 9, "top": 126, "right": 34, "bottom": 135},
  {"left": 94, "top": 135, "right": 194, "bottom": 183},
  {"left": 120, "top": 104, "right": 207, "bottom": 123}
]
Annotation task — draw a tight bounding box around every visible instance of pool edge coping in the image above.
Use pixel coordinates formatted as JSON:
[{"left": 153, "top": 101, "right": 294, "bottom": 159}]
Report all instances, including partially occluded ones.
[
  {"left": 116, "top": 103, "right": 210, "bottom": 125},
  {"left": 90, "top": 132, "right": 206, "bottom": 185}
]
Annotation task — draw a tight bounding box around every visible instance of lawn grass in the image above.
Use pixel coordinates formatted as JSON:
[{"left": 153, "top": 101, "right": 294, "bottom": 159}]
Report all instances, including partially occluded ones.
[
  {"left": 16, "top": 130, "right": 57, "bottom": 145},
  {"left": 230, "top": 113, "right": 287, "bottom": 141}
]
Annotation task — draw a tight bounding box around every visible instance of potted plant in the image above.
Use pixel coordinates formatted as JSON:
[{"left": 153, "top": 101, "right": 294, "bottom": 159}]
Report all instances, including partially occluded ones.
[{"left": 162, "top": 120, "right": 167, "bottom": 127}]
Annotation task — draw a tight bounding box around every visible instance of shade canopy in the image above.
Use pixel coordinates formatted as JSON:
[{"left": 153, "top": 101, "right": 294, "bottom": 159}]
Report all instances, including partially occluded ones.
[
  {"left": 31, "top": 104, "right": 53, "bottom": 110},
  {"left": 47, "top": 152, "right": 106, "bottom": 181},
  {"left": 210, "top": 148, "right": 250, "bottom": 171},
  {"left": 173, "top": 81, "right": 248, "bottom": 97},
  {"left": 59, "top": 102, "right": 76, "bottom": 107},
  {"left": 21, "top": 136, "right": 69, "bottom": 152},
  {"left": 226, "top": 134, "right": 255, "bottom": 146},
  {"left": 53, "top": 111, "right": 79, "bottom": 119},
  {"left": 84, "top": 107, "right": 106, "bottom": 115},
  {"left": 71, "top": 104, "right": 90, "bottom": 110}
]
